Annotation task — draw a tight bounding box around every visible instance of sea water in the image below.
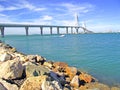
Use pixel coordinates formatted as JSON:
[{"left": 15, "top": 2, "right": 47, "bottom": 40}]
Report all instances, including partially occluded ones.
[{"left": 1, "top": 33, "right": 120, "bottom": 86}]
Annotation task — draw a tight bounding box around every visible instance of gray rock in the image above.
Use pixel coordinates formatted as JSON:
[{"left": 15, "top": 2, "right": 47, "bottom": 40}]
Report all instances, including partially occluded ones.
[
  {"left": 0, "top": 59, "right": 24, "bottom": 79},
  {"left": 50, "top": 71, "right": 66, "bottom": 86},
  {"left": 25, "top": 64, "right": 50, "bottom": 78}
]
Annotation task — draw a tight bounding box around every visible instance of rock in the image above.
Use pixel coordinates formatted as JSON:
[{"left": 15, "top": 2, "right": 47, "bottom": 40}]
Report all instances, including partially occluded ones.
[
  {"left": 111, "top": 87, "right": 120, "bottom": 90},
  {"left": 0, "top": 59, "right": 24, "bottom": 79},
  {"left": 25, "top": 64, "right": 50, "bottom": 78},
  {"left": 0, "top": 52, "right": 12, "bottom": 62},
  {"left": 13, "top": 53, "right": 27, "bottom": 63},
  {"left": 0, "top": 79, "right": 18, "bottom": 90},
  {"left": 50, "top": 71, "right": 66, "bottom": 86},
  {"left": 36, "top": 55, "right": 46, "bottom": 63},
  {"left": 65, "top": 67, "right": 77, "bottom": 80},
  {"left": 41, "top": 79, "right": 63, "bottom": 90},
  {"left": 0, "top": 83, "right": 7, "bottom": 90},
  {"left": 79, "top": 73, "right": 92, "bottom": 83},
  {"left": 43, "top": 61, "right": 53, "bottom": 69},
  {"left": 70, "top": 75, "right": 80, "bottom": 88},
  {"left": 64, "top": 84, "right": 72, "bottom": 90},
  {"left": 79, "top": 82, "right": 110, "bottom": 90},
  {"left": 20, "top": 76, "right": 46, "bottom": 90},
  {"left": 53, "top": 62, "right": 68, "bottom": 72},
  {"left": 27, "top": 55, "right": 46, "bottom": 64},
  {"left": 22, "top": 61, "right": 35, "bottom": 66}
]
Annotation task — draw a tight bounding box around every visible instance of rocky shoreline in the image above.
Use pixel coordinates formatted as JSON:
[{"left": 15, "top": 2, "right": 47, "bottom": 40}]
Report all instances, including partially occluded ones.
[{"left": 0, "top": 41, "right": 120, "bottom": 90}]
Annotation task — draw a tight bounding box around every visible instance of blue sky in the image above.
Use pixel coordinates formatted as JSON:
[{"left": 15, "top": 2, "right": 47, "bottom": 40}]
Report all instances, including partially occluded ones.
[{"left": 0, "top": 0, "right": 120, "bottom": 33}]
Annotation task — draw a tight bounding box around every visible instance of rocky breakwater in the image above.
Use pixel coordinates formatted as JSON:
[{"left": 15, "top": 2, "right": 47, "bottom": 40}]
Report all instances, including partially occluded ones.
[{"left": 0, "top": 41, "right": 120, "bottom": 90}]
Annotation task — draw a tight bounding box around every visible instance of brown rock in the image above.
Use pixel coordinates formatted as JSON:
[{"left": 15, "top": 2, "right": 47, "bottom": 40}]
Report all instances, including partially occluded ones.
[
  {"left": 79, "top": 73, "right": 92, "bottom": 83},
  {"left": 53, "top": 62, "right": 68, "bottom": 72},
  {"left": 20, "top": 76, "right": 46, "bottom": 90},
  {"left": 70, "top": 75, "right": 80, "bottom": 88},
  {"left": 65, "top": 67, "right": 77, "bottom": 80}
]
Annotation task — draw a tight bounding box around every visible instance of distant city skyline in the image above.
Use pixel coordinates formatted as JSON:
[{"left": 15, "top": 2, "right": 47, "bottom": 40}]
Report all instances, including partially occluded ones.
[{"left": 0, "top": 0, "right": 120, "bottom": 34}]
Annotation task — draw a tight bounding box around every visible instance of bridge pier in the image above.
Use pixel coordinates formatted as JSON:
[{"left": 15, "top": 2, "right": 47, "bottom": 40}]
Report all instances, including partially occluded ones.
[
  {"left": 50, "top": 27, "right": 52, "bottom": 35},
  {"left": 75, "top": 27, "right": 79, "bottom": 34},
  {"left": 66, "top": 27, "right": 68, "bottom": 34},
  {"left": 40, "top": 27, "right": 43, "bottom": 35},
  {"left": 57, "top": 27, "right": 59, "bottom": 34},
  {"left": 0, "top": 27, "right": 5, "bottom": 37},
  {"left": 71, "top": 27, "right": 73, "bottom": 34},
  {"left": 25, "top": 27, "right": 29, "bottom": 36}
]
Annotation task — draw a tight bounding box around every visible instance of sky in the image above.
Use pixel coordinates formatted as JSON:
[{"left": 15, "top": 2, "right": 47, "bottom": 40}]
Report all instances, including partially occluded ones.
[{"left": 0, "top": 0, "right": 120, "bottom": 34}]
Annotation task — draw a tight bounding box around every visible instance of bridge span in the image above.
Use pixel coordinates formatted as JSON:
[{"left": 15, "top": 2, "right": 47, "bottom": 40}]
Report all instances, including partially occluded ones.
[{"left": 0, "top": 23, "right": 93, "bottom": 37}]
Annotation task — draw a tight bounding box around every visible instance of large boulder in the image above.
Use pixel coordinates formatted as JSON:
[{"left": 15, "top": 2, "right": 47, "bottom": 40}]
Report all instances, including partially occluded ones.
[
  {"left": 0, "top": 59, "right": 24, "bottom": 79},
  {"left": 0, "top": 52, "right": 13, "bottom": 62},
  {"left": 0, "top": 79, "right": 18, "bottom": 90},
  {"left": 25, "top": 64, "right": 50, "bottom": 78},
  {"left": 20, "top": 76, "right": 46, "bottom": 90}
]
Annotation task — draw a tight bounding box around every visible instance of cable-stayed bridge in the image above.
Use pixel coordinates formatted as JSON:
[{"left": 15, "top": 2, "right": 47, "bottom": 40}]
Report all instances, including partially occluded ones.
[{"left": 0, "top": 15, "right": 93, "bottom": 37}]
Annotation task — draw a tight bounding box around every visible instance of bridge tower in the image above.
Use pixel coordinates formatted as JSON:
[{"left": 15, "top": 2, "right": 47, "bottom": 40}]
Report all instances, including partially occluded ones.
[
  {"left": 74, "top": 13, "right": 79, "bottom": 33},
  {"left": 75, "top": 13, "right": 79, "bottom": 26}
]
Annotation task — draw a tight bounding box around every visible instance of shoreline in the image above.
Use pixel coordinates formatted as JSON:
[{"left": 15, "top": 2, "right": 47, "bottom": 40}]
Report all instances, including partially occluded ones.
[{"left": 0, "top": 41, "right": 120, "bottom": 90}]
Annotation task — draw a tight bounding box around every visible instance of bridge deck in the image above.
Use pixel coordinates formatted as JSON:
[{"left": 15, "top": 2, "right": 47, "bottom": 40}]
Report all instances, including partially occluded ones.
[{"left": 0, "top": 23, "right": 93, "bottom": 37}]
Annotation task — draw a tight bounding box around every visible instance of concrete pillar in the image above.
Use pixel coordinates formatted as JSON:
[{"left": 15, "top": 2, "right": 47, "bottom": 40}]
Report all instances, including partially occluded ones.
[
  {"left": 71, "top": 27, "right": 73, "bottom": 34},
  {"left": 0, "top": 27, "right": 4, "bottom": 37},
  {"left": 40, "top": 27, "right": 43, "bottom": 35},
  {"left": 66, "top": 27, "right": 68, "bottom": 34},
  {"left": 75, "top": 27, "right": 79, "bottom": 34},
  {"left": 57, "top": 27, "right": 59, "bottom": 34},
  {"left": 25, "top": 27, "right": 29, "bottom": 36},
  {"left": 50, "top": 27, "right": 52, "bottom": 35}
]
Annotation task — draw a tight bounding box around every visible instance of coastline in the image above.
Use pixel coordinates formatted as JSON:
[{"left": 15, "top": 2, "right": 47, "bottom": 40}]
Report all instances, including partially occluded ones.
[{"left": 0, "top": 41, "right": 120, "bottom": 90}]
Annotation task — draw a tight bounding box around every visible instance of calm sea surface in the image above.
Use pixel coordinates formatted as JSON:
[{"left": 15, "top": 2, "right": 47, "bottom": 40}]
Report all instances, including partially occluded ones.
[{"left": 1, "top": 33, "right": 120, "bottom": 86}]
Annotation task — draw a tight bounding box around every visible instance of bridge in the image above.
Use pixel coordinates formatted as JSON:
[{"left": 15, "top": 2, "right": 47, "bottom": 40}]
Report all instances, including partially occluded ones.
[
  {"left": 0, "top": 14, "right": 94, "bottom": 37},
  {"left": 0, "top": 23, "right": 93, "bottom": 37}
]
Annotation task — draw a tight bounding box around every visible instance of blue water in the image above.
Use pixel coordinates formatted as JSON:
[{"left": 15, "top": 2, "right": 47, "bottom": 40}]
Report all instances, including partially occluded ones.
[{"left": 1, "top": 34, "right": 120, "bottom": 86}]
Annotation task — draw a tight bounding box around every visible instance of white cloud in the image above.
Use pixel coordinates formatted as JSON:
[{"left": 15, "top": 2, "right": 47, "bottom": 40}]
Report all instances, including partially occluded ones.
[
  {"left": 42, "top": 15, "right": 53, "bottom": 21},
  {"left": 34, "top": 8, "right": 46, "bottom": 11},
  {"left": 60, "top": 3, "right": 94, "bottom": 14},
  {"left": 18, "top": 0, "right": 46, "bottom": 11},
  {"left": 0, "top": 0, "right": 46, "bottom": 12},
  {"left": 0, "top": 13, "right": 6, "bottom": 16}
]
